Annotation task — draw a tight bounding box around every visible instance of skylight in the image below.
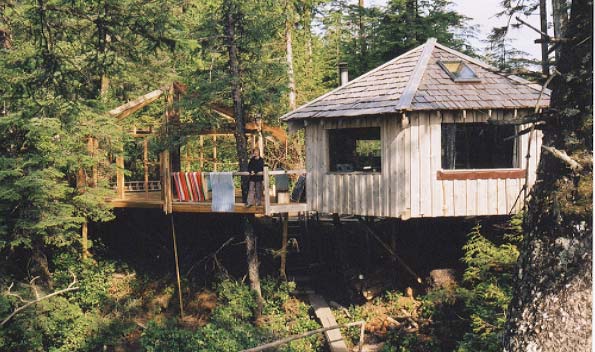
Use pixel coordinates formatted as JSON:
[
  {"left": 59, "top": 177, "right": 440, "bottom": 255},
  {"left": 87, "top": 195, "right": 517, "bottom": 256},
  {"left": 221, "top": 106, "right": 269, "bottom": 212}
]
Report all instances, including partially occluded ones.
[{"left": 438, "top": 60, "right": 481, "bottom": 82}]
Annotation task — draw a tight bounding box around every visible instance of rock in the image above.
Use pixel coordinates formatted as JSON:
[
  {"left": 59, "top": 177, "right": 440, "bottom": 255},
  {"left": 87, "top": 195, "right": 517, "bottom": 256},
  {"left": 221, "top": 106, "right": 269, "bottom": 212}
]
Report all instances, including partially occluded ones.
[{"left": 428, "top": 269, "right": 457, "bottom": 289}]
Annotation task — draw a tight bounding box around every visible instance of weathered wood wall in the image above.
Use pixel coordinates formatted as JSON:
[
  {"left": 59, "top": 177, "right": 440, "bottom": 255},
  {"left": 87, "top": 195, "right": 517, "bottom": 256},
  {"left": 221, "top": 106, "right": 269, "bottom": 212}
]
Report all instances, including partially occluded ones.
[{"left": 304, "top": 109, "right": 542, "bottom": 218}]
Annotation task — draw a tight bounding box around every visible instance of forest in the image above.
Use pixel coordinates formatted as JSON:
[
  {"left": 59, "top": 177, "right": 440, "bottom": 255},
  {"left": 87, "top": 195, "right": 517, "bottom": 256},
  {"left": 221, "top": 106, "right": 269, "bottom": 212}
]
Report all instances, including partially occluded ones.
[{"left": 0, "top": 0, "right": 591, "bottom": 351}]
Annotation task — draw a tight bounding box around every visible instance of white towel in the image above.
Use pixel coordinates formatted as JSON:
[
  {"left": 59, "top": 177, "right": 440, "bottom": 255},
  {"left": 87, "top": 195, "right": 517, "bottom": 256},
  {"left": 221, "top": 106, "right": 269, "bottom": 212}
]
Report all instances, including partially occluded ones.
[{"left": 210, "top": 172, "right": 234, "bottom": 212}]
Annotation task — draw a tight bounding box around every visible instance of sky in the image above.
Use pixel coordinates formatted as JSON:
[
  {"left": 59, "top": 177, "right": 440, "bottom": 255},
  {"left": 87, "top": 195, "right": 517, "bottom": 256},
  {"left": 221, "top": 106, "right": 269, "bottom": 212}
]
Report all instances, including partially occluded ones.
[{"left": 365, "top": 0, "right": 545, "bottom": 59}]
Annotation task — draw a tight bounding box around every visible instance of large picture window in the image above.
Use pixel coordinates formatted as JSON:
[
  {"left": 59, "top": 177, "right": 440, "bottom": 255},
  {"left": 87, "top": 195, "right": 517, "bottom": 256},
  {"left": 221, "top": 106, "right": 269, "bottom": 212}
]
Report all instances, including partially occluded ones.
[
  {"left": 328, "top": 127, "right": 381, "bottom": 172},
  {"left": 441, "top": 123, "right": 516, "bottom": 169}
]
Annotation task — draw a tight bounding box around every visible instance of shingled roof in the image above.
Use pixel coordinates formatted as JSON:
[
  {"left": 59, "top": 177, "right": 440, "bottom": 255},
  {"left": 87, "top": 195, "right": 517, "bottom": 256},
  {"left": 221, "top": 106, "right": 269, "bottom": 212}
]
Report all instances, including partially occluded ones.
[{"left": 280, "top": 38, "right": 550, "bottom": 121}]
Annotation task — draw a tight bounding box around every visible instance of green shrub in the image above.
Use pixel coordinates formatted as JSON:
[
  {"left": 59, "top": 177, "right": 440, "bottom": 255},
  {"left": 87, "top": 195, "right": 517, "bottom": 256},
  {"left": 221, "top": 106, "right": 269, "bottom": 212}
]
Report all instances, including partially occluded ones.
[
  {"left": 141, "top": 320, "right": 202, "bottom": 352},
  {"left": 52, "top": 253, "right": 116, "bottom": 310},
  {"left": 455, "top": 217, "right": 521, "bottom": 352},
  {"left": 0, "top": 294, "right": 107, "bottom": 352}
]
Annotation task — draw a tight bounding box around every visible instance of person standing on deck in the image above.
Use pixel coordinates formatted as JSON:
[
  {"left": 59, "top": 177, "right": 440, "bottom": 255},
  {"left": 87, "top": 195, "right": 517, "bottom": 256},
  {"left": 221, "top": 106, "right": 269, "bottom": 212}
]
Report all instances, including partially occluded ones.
[{"left": 246, "top": 148, "right": 264, "bottom": 207}]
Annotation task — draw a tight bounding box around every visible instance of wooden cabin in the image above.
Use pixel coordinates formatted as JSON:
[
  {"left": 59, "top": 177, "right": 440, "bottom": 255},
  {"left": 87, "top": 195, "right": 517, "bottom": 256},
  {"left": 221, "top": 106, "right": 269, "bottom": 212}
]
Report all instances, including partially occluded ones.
[{"left": 281, "top": 38, "right": 549, "bottom": 219}]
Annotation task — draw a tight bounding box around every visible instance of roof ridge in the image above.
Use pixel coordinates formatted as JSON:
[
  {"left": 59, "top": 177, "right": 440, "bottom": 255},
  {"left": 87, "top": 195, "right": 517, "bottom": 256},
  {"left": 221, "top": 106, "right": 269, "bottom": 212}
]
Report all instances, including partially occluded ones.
[
  {"left": 395, "top": 38, "right": 436, "bottom": 110},
  {"left": 279, "top": 44, "right": 426, "bottom": 121},
  {"left": 433, "top": 42, "right": 547, "bottom": 94}
]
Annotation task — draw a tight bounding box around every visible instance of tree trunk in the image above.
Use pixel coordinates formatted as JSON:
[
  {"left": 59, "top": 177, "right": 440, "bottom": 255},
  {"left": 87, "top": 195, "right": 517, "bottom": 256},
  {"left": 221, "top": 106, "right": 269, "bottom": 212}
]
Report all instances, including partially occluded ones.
[
  {"left": 245, "top": 216, "right": 264, "bottom": 322},
  {"left": 223, "top": 0, "right": 249, "bottom": 200},
  {"left": 503, "top": 1, "right": 592, "bottom": 351},
  {"left": 551, "top": 0, "right": 562, "bottom": 63},
  {"left": 539, "top": 0, "right": 549, "bottom": 75},
  {"left": 406, "top": 0, "right": 417, "bottom": 43},
  {"left": 358, "top": 0, "right": 366, "bottom": 72},
  {"left": 303, "top": 2, "right": 313, "bottom": 72},
  {"left": 285, "top": 0, "right": 297, "bottom": 110}
]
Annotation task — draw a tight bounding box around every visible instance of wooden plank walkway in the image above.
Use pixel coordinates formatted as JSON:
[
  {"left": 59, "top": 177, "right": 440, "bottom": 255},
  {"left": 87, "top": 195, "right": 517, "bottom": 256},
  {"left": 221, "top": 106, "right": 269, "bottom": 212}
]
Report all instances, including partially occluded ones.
[{"left": 308, "top": 293, "right": 349, "bottom": 352}]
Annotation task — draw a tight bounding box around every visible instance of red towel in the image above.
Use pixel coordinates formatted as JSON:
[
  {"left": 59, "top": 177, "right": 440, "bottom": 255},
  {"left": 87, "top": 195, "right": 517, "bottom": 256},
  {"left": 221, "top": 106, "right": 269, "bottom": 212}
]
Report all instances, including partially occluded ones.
[
  {"left": 189, "top": 172, "right": 200, "bottom": 201},
  {"left": 173, "top": 171, "right": 208, "bottom": 202},
  {"left": 172, "top": 172, "right": 184, "bottom": 201}
]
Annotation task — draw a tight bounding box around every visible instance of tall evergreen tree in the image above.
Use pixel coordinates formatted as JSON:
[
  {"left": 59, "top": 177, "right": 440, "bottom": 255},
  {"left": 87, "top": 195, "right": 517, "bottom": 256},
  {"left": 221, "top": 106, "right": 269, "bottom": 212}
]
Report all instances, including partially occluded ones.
[
  {"left": 503, "top": 0, "right": 592, "bottom": 350},
  {"left": 0, "top": 0, "right": 179, "bottom": 279}
]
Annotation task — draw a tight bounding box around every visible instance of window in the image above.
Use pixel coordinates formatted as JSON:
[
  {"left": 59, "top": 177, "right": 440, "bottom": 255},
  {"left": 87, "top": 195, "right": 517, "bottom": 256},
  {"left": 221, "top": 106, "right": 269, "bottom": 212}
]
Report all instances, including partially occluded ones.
[
  {"left": 438, "top": 60, "right": 481, "bottom": 82},
  {"left": 328, "top": 127, "right": 381, "bottom": 172},
  {"left": 441, "top": 123, "right": 516, "bottom": 170}
]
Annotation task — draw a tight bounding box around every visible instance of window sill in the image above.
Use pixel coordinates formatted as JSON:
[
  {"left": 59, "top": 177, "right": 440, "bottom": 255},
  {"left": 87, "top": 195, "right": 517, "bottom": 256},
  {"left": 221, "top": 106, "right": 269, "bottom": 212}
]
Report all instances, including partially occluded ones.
[
  {"left": 437, "top": 169, "right": 526, "bottom": 180},
  {"left": 326, "top": 171, "right": 382, "bottom": 175}
]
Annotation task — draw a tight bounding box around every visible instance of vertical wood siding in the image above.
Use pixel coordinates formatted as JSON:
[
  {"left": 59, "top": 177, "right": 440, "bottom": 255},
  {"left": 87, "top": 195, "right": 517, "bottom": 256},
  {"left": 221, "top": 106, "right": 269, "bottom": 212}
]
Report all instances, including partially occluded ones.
[{"left": 304, "top": 109, "right": 541, "bottom": 218}]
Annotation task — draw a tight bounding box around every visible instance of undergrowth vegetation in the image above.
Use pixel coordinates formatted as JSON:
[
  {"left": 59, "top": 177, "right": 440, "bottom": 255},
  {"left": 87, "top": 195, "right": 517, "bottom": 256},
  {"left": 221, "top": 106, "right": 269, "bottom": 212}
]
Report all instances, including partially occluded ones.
[
  {"left": 1, "top": 253, "right": 322, "bottom": 352},
  {"left": 1, "top": 217, "right": 521, "bottom": 352},
  {"left": 333, "top": 216, "right": 523, "bottom": 352}
]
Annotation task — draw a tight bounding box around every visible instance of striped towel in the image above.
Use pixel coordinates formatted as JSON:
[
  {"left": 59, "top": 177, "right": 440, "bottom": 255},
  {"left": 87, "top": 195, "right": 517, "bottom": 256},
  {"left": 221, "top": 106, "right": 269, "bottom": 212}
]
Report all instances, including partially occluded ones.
[
  {"left": 188, "top": 172, "right": 206, "bottom": 201},
  {"left": 172, "top": 172, "right": 188, "bottom": 201},
  {"left": 210, "top": 172, "right": 234, "bottom": 212},
  {"left": 172, "top": 172, "right": 207, "bottom": 202}
]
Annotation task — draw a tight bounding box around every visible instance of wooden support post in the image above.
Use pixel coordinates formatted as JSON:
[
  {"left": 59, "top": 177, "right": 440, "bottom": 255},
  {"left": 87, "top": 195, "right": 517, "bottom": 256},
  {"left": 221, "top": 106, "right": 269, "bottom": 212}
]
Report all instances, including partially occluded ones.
[
  {"left": 116, "top": 155, "right": 125, "bottom": 199},
  {"left": 213, "top": 135, "right": 217, "bottom": 171},
  {"left": 143, "top": 138, "right": 149, "bottom": 199},
  {"left": 81, "top": 222, "right": 89, "bottom": 259},
  {"left": 199, "top": 135, "right": 204, "bottom": 170},
  {"left": 263, "top": 167, "right": 271, "bottom": 214},
  {"left": 280, "top": 213, "right": 289, "bottom": 280},
  {"left": 257, "top": 118, "right": 264, "bottom": 156},
  {"left": 364, "top": 218, "right": 372, "bottom": 271},
  {"left": 161, "top": 150, "right": 173, "bottom": 214},
  {"left": 170, "top": 216, "right": 184, "bottom": 318},
  {"left": 390, "top": 220, "right": 397, "bottom": 253}
]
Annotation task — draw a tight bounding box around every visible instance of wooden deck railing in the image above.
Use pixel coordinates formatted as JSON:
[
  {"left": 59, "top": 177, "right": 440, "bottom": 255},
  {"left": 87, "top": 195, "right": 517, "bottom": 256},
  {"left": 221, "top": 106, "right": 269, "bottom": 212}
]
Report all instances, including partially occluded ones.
[
  {"left": 112, "top": 152, "right": 308, "bottom": 215},
  {"left": 114, "top": 180, "right": 161, "bottom": 192}
]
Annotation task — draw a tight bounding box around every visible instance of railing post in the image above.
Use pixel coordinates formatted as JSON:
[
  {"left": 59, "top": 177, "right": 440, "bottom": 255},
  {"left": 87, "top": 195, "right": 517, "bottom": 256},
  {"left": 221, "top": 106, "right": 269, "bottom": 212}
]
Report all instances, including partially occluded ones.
[
  {"left": 116, "top": 155, "right": 125, "bottom": 199},
  {"left": 264, "top": 167, "right": 270, "bottom": 215},
  {"left": 143, "top": 138, "right": 149, "bottom": 199}
]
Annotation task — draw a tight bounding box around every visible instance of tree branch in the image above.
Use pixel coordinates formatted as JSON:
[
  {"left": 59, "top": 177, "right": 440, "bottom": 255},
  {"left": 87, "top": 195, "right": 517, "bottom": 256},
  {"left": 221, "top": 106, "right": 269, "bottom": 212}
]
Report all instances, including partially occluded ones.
[
  {"left": 541, "top": 146, "right": 584, "bottom": 172},
  {"left": 1, "top": 272, "right": 79, "bottom": 327}
]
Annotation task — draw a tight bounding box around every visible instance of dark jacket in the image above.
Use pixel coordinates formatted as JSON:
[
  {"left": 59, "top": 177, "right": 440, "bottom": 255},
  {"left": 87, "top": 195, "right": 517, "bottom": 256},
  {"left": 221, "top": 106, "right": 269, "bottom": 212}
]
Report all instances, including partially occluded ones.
[{"left": 248, "top": 157, "right": 264, "bottom": 182}]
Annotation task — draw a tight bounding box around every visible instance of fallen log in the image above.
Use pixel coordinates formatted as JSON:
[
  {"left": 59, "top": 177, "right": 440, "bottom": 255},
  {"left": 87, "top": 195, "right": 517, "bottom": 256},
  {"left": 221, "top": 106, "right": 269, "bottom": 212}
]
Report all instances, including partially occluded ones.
[{"left": 240, "top": 320, "right": 365, "bottom": 352}]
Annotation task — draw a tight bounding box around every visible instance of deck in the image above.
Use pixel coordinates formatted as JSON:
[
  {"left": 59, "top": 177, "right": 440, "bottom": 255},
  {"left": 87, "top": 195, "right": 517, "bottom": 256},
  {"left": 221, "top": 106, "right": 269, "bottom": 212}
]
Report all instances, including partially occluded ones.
[
  {"left": 108, "top": 191, "right": 267, "bottom": 214},
  {"left": 107, "top": 168, "right": 308, "bottom": 216}
]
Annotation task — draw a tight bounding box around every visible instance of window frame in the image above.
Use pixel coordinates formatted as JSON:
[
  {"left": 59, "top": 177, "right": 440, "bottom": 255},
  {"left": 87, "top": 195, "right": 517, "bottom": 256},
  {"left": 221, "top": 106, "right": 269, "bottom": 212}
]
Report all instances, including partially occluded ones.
[
  {"left": 325, "top": 125, "right": 383, "bottom": 175},
  {"left": 438, "top": 121, "right": 525, "bottom": 180},
  {"left": 437, "top": 60, "right": 482, "bottom": 83}
]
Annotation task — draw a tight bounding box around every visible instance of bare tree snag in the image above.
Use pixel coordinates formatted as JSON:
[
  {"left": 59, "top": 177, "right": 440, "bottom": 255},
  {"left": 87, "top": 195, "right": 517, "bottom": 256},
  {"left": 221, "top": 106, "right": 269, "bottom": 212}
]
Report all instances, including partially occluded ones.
[{"left": 1, "top": 273, "right": 78, "bottom": 327}]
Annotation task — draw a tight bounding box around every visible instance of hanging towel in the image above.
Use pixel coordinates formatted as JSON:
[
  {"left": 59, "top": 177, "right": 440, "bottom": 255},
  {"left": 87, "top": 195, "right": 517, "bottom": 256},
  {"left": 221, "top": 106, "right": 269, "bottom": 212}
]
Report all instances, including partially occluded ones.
[
  {"left": 210, "top": 172, "right": 235, "bottom": 212},
  {"left": 172, "top": 172, "right": 190, "bottom": 202},
  {"left": 189, "top": 172, "right": 205, "bottom": 201},
  {"left": 184, "top": 172, "right": 194, "bottom": 201},
  {"left": 172, "top": 171, "right": 208, "bottom": 202}
]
